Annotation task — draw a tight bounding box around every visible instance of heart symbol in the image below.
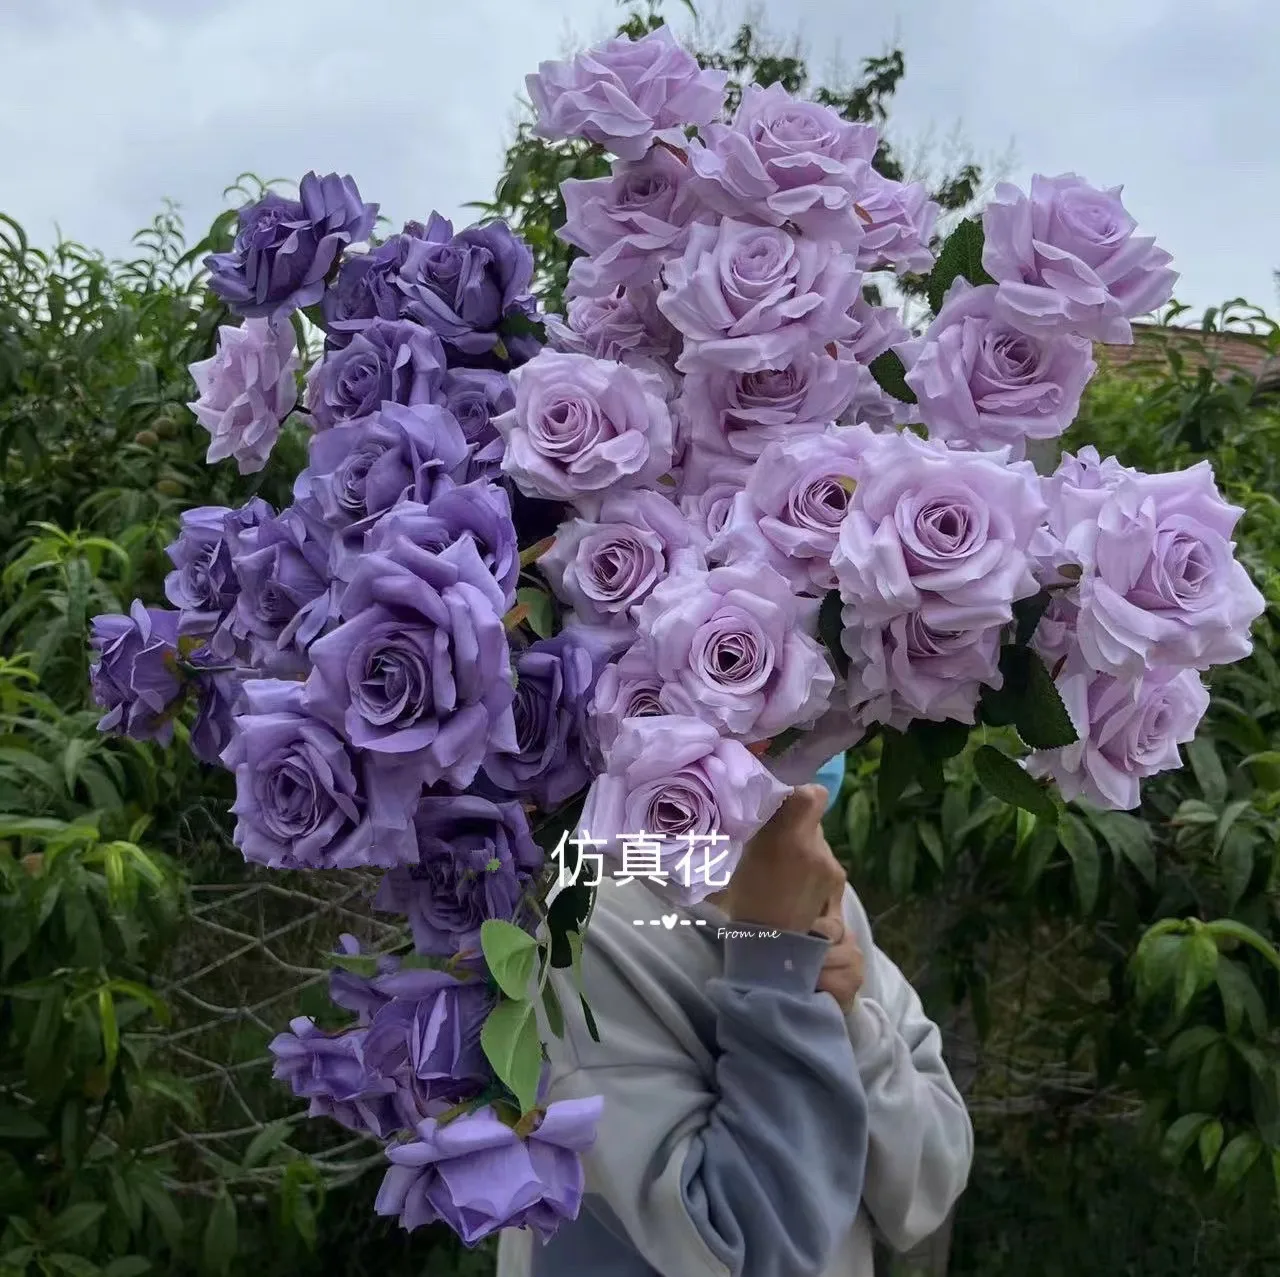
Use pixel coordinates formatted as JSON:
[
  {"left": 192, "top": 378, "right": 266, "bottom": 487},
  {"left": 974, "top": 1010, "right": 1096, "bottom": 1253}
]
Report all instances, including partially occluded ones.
[{"left": 661, "top": 914, "right": 678, "bottom": 930}]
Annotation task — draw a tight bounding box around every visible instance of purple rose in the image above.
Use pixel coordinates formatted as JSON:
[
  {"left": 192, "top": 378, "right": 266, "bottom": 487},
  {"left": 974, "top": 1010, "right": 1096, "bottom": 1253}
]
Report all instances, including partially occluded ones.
[
  {"left": 398, "top": 214, "right": 538, "bottom": 363},
  {"left": 205, "top": 172, "right": 377, "bottom": 320},
  {"left": 579, "top": 715, "right": 789, "bottom": 903},
  {"left": 527, "top": 25, "right": 727, "bottom": 160},
  {"left": 633, "top": 559, "right": 835, "bottom": 743},
  {"left": 689, "top": 83, "right": 877, "bottom": 249},
  {"left": 982, "top": 174, "right": 1178, "bottom": 343},
  {"left": 362, "top": 481, "right": 519, "bottom": 605},
  {"left": 440, "top": 368, "right": 513, "bottom": 481},
  {"left": 187, "top": 647, "right": 241, "bottom": 767},
  {"left": 221, "top": 679, "right": 421, "bottom": 870},
  {"left": 904, "top": 280, "right": 1096, "bottom": 458},
  {"left": 304, "top": 535, "right": 516, "bottom": 789},
  {"left": 1027, "top": 659, "right": 1210, "bottom": 810},
  {"left": 229, "top": 499, "right": 336, "bottom": 675},
  {"left": 841, "top": 609, "right": 1004, "bottom": 733},
  {"left": 841, "top": 293, "right": 913, "bottom": 367},
  {"left": 322, "top": 221, "right": 431, "bottom": 341},
  {"left": 164, "top": 498, "right": 272, "bottom": 653},
  {"left": 375, "top": 1098, "right": 603, "bottom": 1242},
  {"left": 305, "top": 319, "right": 448, "bottom": 429},
  {"left": 362, "top": 968, "right": 494, "bottom": 1105},
  {"left": 677, "top": 452, "right": 751, "bottom": 543},
  {"left": 679, "top": 351, "right": 857, "bottom": 461},
  {"left": 328, "top": 935, "right": 400, "bottom": 1025},
  {"left": 1064, "top": 463, "right": 1264, "bottom": 676},
  {"left": 89, "top": 601, "right": 183, "bottom": 744},
  {"left": 711, "top": 427, "right": 870, "bottom": 593},
  {"left": 545, "top": 286, "right": 676, "bottom": 366},
  {"left": 483, "top": 630, "right": 614, "bottom": 808},
  {"left": 657, "top": 219, "right": 862, "bottom": 373},
  {"left": 849, "top": 168, "right": 938, "bottom": 276},
  {"left": 301, "top": 401, "right": 469, "bottom": 539},
  {"left": 541, "top": 489, "right": 706, "bottom": 627},
  {"left": 269, "top": 1018, "right": 401, "bottom": 1140},
  {"left": 831, "top": 425, "right": 1046, "bottom": 630},
  {"left": 560, "top": 146, "right": 707, "bottom": 294},
  {"left": 375, "top": 794, "right": 542, "bottom": 956},
  {"left": 188, "top": 318, "right": 299, "bottom": 474},
  {"left": 493, "top": 350, "right": 674, "bottom": 508},
  {"left": 588, "top": 643, "right": 677, "bottom": 752}
]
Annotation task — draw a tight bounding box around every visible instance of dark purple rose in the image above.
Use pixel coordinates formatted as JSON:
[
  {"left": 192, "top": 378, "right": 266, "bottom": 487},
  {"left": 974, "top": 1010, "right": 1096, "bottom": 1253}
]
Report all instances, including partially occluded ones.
[
  {"left": 322, "top": 222, "right": 431, "bottom": 342},
  {"left": 328, "top": 934, "right": 400, "bottom": 1025},
  {"left": 363, "top": 968, "right": 495, "bottom": 1105},
  {"left": 440, "top": 368, "right": 513, "bottom": 482},
  {"left": 269, "top": 1017, "right": 402, "bottom": 1140},
  {"left": 221, "top": 679, "right": 422, "bottom": 870},
  {"left": 300, "top": 401, "right": 469, "bottom": 547},
  {"left": 303, "top": 535, "right": 517, "bottom": 789},
  {"left": 483, "top": 629, "right": 613, "bottom": 808},
  {"left": 164, "top": 499, "right": 273, "bottom": 655},
  {"left": 375, "top": 794, "right": 542, "bottom": 956},
  {"left": 187, "top": 646, "right": 241, "bottom": 767},
  {"left": 399, "top": 214, "right": 539, "bottom": 363},
  {"left": 230, "top": 499, "right": 336, "bottom": 675},
  {"left": 363, "top": 481, "right": 519, "bottom": 605},
  {"left": 306, "top": 319, "right": 448, "bottom": 429},
  {"left": 90, "top": 601, "right": 183, "bottom": 744},
  {"left": 205, "top": 172, "right": 378, "bottom": 320}
]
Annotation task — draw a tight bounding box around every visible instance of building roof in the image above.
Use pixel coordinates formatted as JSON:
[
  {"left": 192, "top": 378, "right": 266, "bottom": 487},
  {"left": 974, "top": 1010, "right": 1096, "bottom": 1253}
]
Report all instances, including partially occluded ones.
[{"left": 1098, "top": 322, "right": 1274, "bottom": 381}]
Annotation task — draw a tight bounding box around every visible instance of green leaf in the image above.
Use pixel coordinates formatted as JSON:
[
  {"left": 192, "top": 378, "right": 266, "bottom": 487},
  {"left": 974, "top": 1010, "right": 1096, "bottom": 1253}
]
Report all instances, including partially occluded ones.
[
  {"left": 926, "top": 218, "right": 995, "bottom": 315},
  {"left": 1058, "top": 812, "right": 1100, "bottom": 913},
  {"left": 480, "top": 999, "right": 543, "bottom": 1114},
  {"left": 1219, "top": 827, "right": 1255, "bottom": 911},
  {"left": 1199, "top": 1119, "right": 1224, "bottom": 1171},
  {"left": 909, "top": 718, "right": 970, "bottom": 762},
  {"left": 817, "top": 590, "right": 849, "bottom": 679},
  {"left": 202, "top": 1188, "right": 237, "bottom": 1277},
  {"left": 137, "top": 1182, "right": 184, "bottom": 1252},
  {"left": 1215, "top": 958, "right": 1268, "bottom": 1037},
  {"left": 1186, "top": 736, "right": 1228, "bottom": 806},
  {"left": 515, "top": 587, "right": 555, "bottom": 640},
  {"left": 867, "top": 350, "right": 917, "bottom": 404},
  {"left": 1161, "top": 1111, "right": 1210, "bottom": 1166},
  {"left": 1014, "top": 652, "right": 1078, "bottom": 750},
  {"left": 973, "top": 745, "right": 1056, "bottom": 822},
  {"left": 0, "top": 1103, "right": 47, "bottom": 1139},
  {"left": 1166, "top": 1024, "right": 1219, "bottom": 1068},
  {"left": 242, "top": 1119, "right": 293, "bottom": 1168},
  {"left": 50, "top": 1202, "right": 106, "bottom": 1242},
  {"left": 1241, "top": 750, "right": 1280, "bottom": 791},
  {"left": 1086, "top": 808, "right": 1156, "bottom": 886},
  {"left": 48, "top": 1255, "right": 99, "bottom": 1276},
  {"left": 1196, "top": 1041, "right": 1231, "bottom": 1111},
  {"left": 541, "top": 977, "right": 565, "bottom": 1039},
  {"left": 1215, "top": 1132, "right": 1262, "bottom": 1194},
  {"left": 917, "top": 821, "right": 944, "bottom": 869},
  {"left": 97, "top": 987, "right": 119, "bottom": 1078},
  {"left": 843, "top": 790, "right": 870, "bottom": 864},
  {"left": 102, "top": 1260, "right": 152, "bottom": 1277},
  {"left": 1175, "top": 932, "right": 1220, "bottom": 1017},
  {"left": 1012, "top": 590, "right": 1053, "bottom": 650},
  {"left": 580, "top": 994, "right": 601, "bottom": 1044},
  {"left": 888, "top": 822, "right": 916, "bottom": 896},
  {"left": 877, "top": 729, "right": 919, "bottom": 815},
  {"left": 547, "top": 883, "right": 594, "bottom": 969},
  {"left": 480, "top": 920, "right": 540, "bottom": 1001}
]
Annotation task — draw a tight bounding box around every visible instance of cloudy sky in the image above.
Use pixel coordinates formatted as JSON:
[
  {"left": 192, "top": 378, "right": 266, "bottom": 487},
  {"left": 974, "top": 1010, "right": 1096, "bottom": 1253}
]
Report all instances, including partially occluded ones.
[{"left": 3, "top": 0, "right": 1276, "bottom": 321}]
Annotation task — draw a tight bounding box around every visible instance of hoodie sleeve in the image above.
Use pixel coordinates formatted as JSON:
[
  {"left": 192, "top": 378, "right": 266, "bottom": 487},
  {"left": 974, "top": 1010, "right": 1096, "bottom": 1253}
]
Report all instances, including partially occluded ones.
[
  {"left": 543, "top": 922, "right": 870, "bottom": 1277},
  {"left": 842, "top": 892, "right": 975, "bottom": 1254}
]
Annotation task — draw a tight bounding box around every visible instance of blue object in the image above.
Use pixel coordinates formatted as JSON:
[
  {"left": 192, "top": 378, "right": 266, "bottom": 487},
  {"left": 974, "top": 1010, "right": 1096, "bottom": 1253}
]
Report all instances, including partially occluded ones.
[{"left": 814, "top": 752, "right": 847, "bottom": 813}]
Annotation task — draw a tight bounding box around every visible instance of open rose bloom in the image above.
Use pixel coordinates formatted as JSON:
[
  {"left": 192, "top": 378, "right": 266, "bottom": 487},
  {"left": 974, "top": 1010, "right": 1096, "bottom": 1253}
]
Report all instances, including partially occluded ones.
[{"left": 88, "top": 27, "right": 1263, "bottom": 1252}]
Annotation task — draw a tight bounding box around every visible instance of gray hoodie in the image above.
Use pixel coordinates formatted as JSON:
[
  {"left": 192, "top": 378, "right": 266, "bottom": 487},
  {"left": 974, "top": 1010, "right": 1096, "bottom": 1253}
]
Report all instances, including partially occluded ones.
[{"left": 495, "top": 875, "right": 973, "bottom": 1277}]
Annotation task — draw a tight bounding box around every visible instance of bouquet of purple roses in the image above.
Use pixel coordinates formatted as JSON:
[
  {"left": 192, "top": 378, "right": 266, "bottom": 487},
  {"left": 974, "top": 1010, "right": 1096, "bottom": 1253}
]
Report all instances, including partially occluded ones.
[{"left": 88, "top": 24, "right": 1265, "bottom": 1251}]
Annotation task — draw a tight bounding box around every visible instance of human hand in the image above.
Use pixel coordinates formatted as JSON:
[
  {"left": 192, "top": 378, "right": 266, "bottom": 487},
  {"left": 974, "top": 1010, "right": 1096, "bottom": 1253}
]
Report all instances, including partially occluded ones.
[
  {"left": 726, "top": 785, "right": 847, "bottom": 936},
  {"left": 810, "top": 895, "right": 864, "bottom": 1015}
]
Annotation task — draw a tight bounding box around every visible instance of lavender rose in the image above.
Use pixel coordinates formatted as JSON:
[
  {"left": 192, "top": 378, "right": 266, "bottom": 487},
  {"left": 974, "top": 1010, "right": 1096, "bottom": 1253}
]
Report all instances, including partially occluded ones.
[
  {"left": 560, "top": 147, "right": 705, "bottom": 294},
  {"left": 842, "top": 609, "right": 1004, "bottom": 733},
  {"left": 849, "top": 168, "right": 938, "bottom": 276},
  {"left": 89, "top": 601, "right": 183, "bottom": 744},
  {"left": 322, "top": 221, "right": 432, "bottom": 341},
  {"left": 578, "top": 714, "right": 790, "bottom": 903},
  {"left": 375, "top": 1098, "right": 603, "bottom": 1242},
  {"left": 188, "top": 318, "right": 299, "bottom": 474},
  {"left": 689, "top": 83, "right": 877, "bottom": 249},
  {"left": 1063, "top": 463, "right": 1264, "bottom": 675},
  {"left": 983, "top": 174, "right": 1177, "bottom": 343},
  {"left": 1027, "top": 659, "right": 1210, "bottom": 811},
  {"left": 482, "top": 629, "right": 615, "bottom": 808},
  {"left": 493, "top": 350, "right": 674, "bottom": 508},
  {"left": 711, "top": 427, "right": 870, "bottom": 592},
  {"left": 657, "top": 219, "right": 862, "bottom": 373},
  {"left": 527, "top": 25, "right": 726, "bottom": 160},
  {"left": 679, "top": 350, "right": 857, "bottom": 461},
  {"left": 304, "top": 535, "right": 516, "bottom": 789},
  {"left": 306, "top": 319, "right": 447, "bottom": 429},
  {"left": 633, "top": 559, "right": 835, "bottom": 742},
  {"left": 375, "top": 795, "right": 542, "bottom": 956},
  {"left": 545, "top": 286, "right": 676, "bottom": 365},
  {"left": 440, "top": 368, "right": 513, "bottom": 481},
  {"left": 205, "top": 173, "right": 377, "bottom": 319},
  {"left": 229, "top": 499, "right": 335, "bottom": 675},
  {"left": 221, "top": 679, "right": 421, "bottom": 870},
  {"left": 904, "top": 280, "right": 1096, "bottom": 457},
  {"left": 831, "top": 425, "right": 1046, "bottom": 630},
  {"left": 589, "top": 643, "right": 672, "bottom": 752},
  {"left": 541, "top": 489, "right": 706, "bottom": 627},
  {"left": 677, "top": 452, "right": 751, "bottom": 543}
]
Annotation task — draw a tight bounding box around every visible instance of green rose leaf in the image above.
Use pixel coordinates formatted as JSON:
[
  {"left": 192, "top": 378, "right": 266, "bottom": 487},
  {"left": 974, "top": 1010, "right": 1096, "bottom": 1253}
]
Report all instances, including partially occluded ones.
[
  {"left": 867, "top": 350, "right": 917, "bottom": 405},
  {"left": 480, "top": 998, "right": 543, "bottom": 1115},
  {"left": 480, "top": 919, "right": 539, "bottom": 1001},
  {"left": 973, "top": 744, "right": 1057, "bottom": 823},
  {"left": 926, "top": 217, "right": 996, "bottom": 315}
]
